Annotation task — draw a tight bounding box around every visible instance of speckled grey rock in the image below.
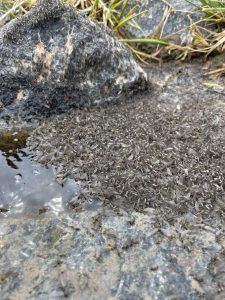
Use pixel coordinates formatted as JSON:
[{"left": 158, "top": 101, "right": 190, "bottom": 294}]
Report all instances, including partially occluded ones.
[
  {"left": 0, "top": 0, "right": 148, "bottom": 120},
  {"left": 21, "top": 57, "right": 225, "bottom": 299},
  {"left": 126, "top": 0, "right": 201, "bottom": 45},
  {"left": 1, "top": 57, "right": 225, "bottom": 299},
  {"left": 28, "top": 57, "right": 225, "bottom": 223},
  {"left": 1, "top": 206, "right": 224, "bottom": 300}
]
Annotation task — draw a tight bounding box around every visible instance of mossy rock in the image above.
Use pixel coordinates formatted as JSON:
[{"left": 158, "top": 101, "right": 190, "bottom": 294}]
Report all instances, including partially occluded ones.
[{"left": 0, "top": 131, "right": 29, "bottom": 154}]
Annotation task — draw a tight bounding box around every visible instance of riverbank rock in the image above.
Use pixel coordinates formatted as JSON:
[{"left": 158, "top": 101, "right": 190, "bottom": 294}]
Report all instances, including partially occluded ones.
[
  {"left": 126, "top": 0, "right": 201, "bottom": 46},
  {"left": 23, "top": 55, "right": 225, "bottom": 300},
  {"left": 1, "top": 205, "right": 224, "bottom": 299},
  {"left": 2, "top": 53, "right": 225, "bottom": 300},
  {"left": 28, "top": 57, "right": 225, "bottom": 219},
  {"left": 0, "top": 0, "right": 148, "bottom": 120}
]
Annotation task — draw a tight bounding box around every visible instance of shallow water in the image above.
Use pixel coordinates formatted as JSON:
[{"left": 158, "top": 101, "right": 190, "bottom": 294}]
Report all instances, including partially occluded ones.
[{"left": 0, "top": 131, "right": 80, "bottom": 217}]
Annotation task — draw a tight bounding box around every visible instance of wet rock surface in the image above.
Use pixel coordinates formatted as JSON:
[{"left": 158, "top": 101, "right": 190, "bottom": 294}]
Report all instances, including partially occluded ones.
[
  {"left": 1, "top": 206, "right": 225, "bottom": 299},
  {"left": 0, "top": 57, "right": 218, "bottom": 299},
  {"left": 29, "top": 58, "right": 225, "bottom": 226},
  {"left": 1, "top": 1, "right": 225, "bottom": 299},
  {"left": 0, "top": 0, "right": 147, "bottom": 120},
  {"left": 1, "top": 44, "right": 225, "bottom": 300}
]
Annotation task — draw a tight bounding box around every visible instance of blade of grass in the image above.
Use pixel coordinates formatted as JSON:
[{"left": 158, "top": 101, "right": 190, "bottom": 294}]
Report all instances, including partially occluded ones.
[
  {"left": 114, "top": 10, "right": 146, "bottom": 30},
  {"left": 121, "top": 38, "right": 171, "bottom": 46}
]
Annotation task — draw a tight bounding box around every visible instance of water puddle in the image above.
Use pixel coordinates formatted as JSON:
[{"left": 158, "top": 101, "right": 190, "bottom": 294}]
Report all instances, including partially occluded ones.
[{"left": 0, "top": 130, "right": 80, "bottom": 218}]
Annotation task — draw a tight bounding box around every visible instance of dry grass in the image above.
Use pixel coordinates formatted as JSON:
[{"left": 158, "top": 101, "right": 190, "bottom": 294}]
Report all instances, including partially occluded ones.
[
  {"left": 0, "top": 0, "right": 225, "bottom": 62},
  {"left": 0, "top": 0, "right": 168, "bottom": 62}
]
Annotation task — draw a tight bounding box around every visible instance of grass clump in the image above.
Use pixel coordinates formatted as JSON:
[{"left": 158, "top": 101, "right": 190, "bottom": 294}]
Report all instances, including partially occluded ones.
[
  {"left": 185, "top": 1, "right": 225, "bottom": 55},
  {"left": 0, "top": 0, "right": 16, "bottom": 18},
  {"left": 142, "top": 0, "right": 225, "bottom": 61},
  {"left": 197, "top": 0, "right": 225, "bottom": 27}
]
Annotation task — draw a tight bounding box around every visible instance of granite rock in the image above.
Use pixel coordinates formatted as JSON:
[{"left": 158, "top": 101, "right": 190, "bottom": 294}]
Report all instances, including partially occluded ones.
[
  {"left": 0, "top": 0, "right": 148, "bottom": 120},
  {"left": 1, "top": 206, "right": 224, "bottom": 300},
  {"left": 126, "top": 0, "right": 202, "bottom": 45},
  {"left": 1, "top": 54, "right": 225, "bottom": 300}
]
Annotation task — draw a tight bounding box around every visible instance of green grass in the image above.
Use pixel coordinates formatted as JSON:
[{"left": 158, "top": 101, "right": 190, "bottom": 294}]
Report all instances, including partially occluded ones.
[
  {"left": 189, "top": 1, "right": 225, "bottom": 56},
  {"left": 197, "top": 0, "right": 225, "bottom": 25},
  {"left": 159, "top": 0, "right": 225, "bottom": 60},
  {"left": 0, "top": 0, "right": 225, "bottom": 62},
  {"left": 0, "top": 0, "right": 169, "bottom": 62}
]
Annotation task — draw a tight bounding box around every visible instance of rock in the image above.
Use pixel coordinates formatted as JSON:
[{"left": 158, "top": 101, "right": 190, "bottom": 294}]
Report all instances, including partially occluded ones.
[
  {"left": 1, "top": 207, "right": 224, "bottom": 299},
  {"left": 0, "top": 0, "right": 148, "bottom": 120},
  {"left": 126, "top": 0, "right": 201, "bottom": 46},
  {"left": 2, "top": 57, "right": 225, "bottom": 298},
  {"left": 28, "top": 57, "right": 225, "bottom": 222}
]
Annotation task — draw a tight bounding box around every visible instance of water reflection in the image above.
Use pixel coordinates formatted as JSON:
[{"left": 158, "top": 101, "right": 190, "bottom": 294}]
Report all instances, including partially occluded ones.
[{"left": 0, "top": 131, "right": 80, "bottom": 218}]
